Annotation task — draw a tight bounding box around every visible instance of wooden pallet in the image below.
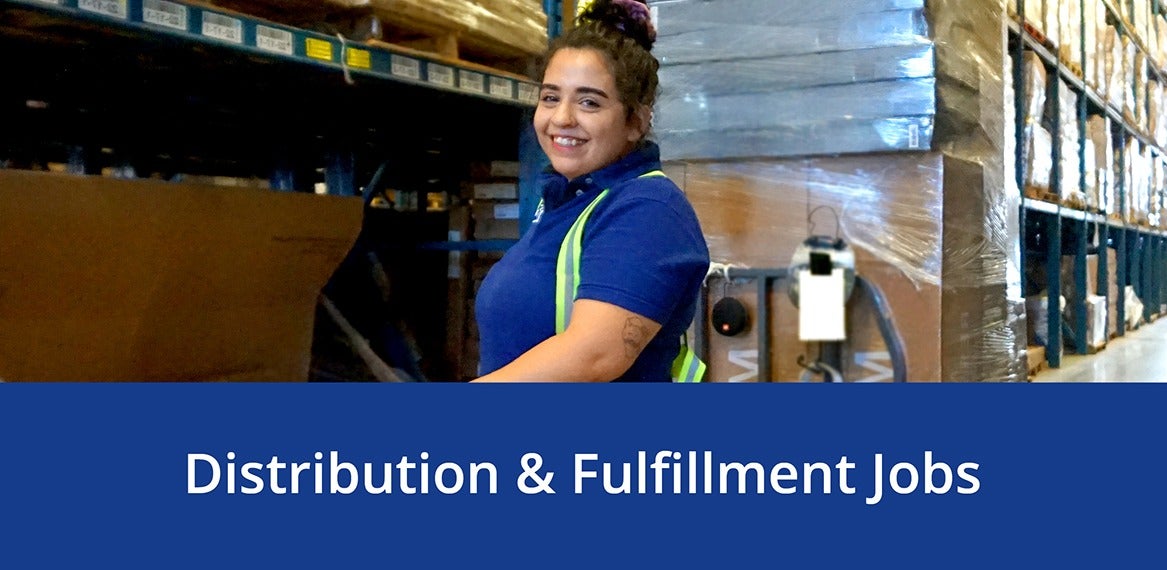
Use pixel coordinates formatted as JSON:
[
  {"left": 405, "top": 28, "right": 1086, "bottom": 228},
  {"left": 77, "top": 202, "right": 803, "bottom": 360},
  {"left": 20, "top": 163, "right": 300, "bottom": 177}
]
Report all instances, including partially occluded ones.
[
  {"left": 1020, "top": 19, "right": 1051, "bottom": 50},
  {"left": 195, "top": 0, "right": 539, "bottom": 77},
  {"left": 1025, "top": 186, "right": 1060, "bottom": 204},
  {"left": 195, "top": 0, "right": 379, "bottom": 41},
  {"left": 1058, "top": 51, "right": 1084, "bottom": 80},
  {"left": 1063, "top": 191, "right": 1088, "bottom": 211},
  {"left": 1026, "top": 345, "right": 1047, "bottom": 379}
]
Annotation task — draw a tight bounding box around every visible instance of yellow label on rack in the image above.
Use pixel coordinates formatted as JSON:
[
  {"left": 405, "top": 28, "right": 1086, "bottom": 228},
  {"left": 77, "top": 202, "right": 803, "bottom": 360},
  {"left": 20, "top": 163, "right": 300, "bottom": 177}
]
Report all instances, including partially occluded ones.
[
  {"left": 305, "top": 38, "right": 334, "bottom": 62},
  {"left": 345, "top": 48, "right": 371, "bottom": 70}
]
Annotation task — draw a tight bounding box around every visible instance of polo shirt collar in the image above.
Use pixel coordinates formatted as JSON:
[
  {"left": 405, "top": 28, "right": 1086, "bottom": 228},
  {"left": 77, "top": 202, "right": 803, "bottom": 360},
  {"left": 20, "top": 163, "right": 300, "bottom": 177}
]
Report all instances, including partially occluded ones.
[{"left": 539, "top": 141, "right": 663, "bottom": 210}]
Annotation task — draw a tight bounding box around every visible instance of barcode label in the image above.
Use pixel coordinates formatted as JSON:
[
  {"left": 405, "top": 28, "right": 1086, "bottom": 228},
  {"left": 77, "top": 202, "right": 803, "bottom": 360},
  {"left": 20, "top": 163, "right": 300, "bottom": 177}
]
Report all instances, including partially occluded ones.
[
  {"left": 345, "top": 48, "right": 371, "bottom": 69},
  {"left": 202, "top": 12, "right": 242, "bottom": 44},
  {"left": 143, "top": 0, "right": 187, "bottom": 31},
  {"left": 493, "top": 203, "right": 520, "bottom": 220},
  {"left": 391, "top": 55, "right": 421, "bottom": 80},
  {"left": 459, "top": 71, "right": 485, "bottom": 94},
  {"left": 908, "top": 123, "right": 920, "bottom": 148},
  {"left": 427, "top": 64, "right": 454, "bottom": 87},
  {"left": 78, "top": 0, "right": 127, "bottom": 19},
  {"left": 305, "top": 38, "right": 333, "bottom": 61},
  {"left": 489, "top": 77, "right": 513, "bottom": 99},
  {"left": 256, "top": 26, "right": 292, "bottom": 55},
  {"left": 518, "top": 83, "right": 538, "bottom": 105}
]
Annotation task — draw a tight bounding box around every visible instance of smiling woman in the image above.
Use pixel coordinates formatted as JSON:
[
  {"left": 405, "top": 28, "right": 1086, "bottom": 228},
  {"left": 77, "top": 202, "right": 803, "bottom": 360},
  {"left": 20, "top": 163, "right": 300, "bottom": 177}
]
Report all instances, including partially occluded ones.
[{"left": 472, "top": 0, "right": 710, "bottom": 383}]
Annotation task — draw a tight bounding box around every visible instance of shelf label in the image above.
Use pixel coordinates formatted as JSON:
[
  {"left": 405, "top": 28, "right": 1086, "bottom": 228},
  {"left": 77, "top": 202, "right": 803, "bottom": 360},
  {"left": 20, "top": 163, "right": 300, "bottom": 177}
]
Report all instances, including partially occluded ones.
[
  {"left": 390, "top": 55, "right": 421, "bottom": 80},
  {"left": 78, "top": 0, "right": 127, "bottom": 19},
  {"left": 345, "top": 47, "right": 371, "bottom": 70},
  {"left": 29, "top": 0, "right": 63, "bottom": 6},
  {"left": 459, "top": 70, "right": 485, "bottom": 94},
  {"left": 256, "top": 25, "right": 293, "bottom": 55},
  {"left": 305, "top": 38, "right": 333, "bottom": 62},
  {"left": 517, "top": 82, "right": 538, "bottom": 105},
  {"left": 202, "top": 12, "right": 242, "bottom": 44},
  {"left": 489, "top": 77, "right": 513, "bottom": 99},
  {"left": 143, "top": 0, "right": 187, "bottom": 31},
  {"left": 426, "top": 63, "right": 454, "bottom": 88}
]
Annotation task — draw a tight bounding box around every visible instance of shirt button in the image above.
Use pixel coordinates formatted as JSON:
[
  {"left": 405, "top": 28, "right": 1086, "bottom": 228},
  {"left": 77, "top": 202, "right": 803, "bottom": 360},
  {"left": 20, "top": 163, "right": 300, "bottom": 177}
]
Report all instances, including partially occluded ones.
[
  {"left": 575, "top": 190, "right": 584, "bottom": 196},
  {"left": 585, "top": 177, "right": 593, "bottom": 184}
]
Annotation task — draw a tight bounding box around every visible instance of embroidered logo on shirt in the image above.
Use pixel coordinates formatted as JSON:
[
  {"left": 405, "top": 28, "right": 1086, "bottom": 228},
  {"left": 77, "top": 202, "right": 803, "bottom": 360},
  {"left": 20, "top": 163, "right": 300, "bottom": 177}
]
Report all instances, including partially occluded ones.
[{"left": 532, "top": 200, "right": 545, "bottom": 224}]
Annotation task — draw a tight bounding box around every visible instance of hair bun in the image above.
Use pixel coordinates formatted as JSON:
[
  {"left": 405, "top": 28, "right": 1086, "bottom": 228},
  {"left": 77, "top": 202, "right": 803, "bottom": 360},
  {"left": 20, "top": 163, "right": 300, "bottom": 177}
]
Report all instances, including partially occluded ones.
[{"left": 577, "top": 0, "right": 656, "bottom": 51}]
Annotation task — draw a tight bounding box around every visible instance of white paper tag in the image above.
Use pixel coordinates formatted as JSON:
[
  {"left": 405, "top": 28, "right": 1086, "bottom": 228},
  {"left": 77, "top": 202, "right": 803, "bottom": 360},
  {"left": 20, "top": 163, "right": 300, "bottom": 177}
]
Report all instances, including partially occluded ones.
[
  {"left": 489, "top": 77, "right": 513, "bottom": 99},
  {"left": 202, "top": 12, "right": 243, "bottom": 44},
  {"left": 518, "top": 83, "right": 538, "bottom": 105},
  {"left": 447, "top": 230, "right": 463, "bottom": 278},
  {"left": 78, "top": 0, "right": 127, "bottom": 19},
  {"left": 143, "top": 0, "right": 187, "bottom": 30},
  {"left": 459, "top": 71, "right": 485, "bottom": 94},
  {"left": 427, "top": 64, "right": 454, "bottom": 87},
  {"left": 908, "top": 123, "right": 920, "bottom": 148},
  {"left": 798, "top": 269, "right": 846, "bottom": 341},
  {"left": 391, "top": 55, "right": 421, "bottom": 80},
  {"left": 256, "top": 25, "right": 293, "bottom": 55},
  {"left": 493, "top": 203, "right": 520, "bottom": 220}
]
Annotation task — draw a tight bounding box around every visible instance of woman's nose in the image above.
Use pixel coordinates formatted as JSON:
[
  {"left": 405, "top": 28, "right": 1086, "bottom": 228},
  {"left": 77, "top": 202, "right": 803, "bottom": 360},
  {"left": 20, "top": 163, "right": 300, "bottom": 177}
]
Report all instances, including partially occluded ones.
[{"left": 551, "top": 102, "right": 576, "bottom": 127}]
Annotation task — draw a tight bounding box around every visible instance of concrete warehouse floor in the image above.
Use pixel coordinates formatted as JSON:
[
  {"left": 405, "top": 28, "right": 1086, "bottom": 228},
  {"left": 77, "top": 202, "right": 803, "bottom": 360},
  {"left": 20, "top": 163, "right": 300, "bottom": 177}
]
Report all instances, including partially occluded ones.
[{"left": 1032, "top": 317, "right": 1167, "bottom": 382}]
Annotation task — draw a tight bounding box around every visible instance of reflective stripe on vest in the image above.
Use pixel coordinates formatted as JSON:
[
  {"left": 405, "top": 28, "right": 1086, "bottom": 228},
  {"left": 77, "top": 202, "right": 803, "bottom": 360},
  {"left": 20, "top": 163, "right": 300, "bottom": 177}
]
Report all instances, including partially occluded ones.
[{"left": 551, "top": 170, "right": 706, "bottom": 383}]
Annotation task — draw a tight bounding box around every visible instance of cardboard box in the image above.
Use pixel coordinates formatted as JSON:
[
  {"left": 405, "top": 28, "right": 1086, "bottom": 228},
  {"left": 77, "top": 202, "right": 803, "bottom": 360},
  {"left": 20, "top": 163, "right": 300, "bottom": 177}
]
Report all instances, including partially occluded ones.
[
  {"left": 676, "top": 152, "right": 1023, "bottom": 382},
  {"left": 471, "top": 182, "right": 519, "bottom": 200},
  {"left": 0, "top": 170, "right": 362, "bottom": 381},
  {"left": 1086, "top": 294, "right": 1107, "bottom": 349}
]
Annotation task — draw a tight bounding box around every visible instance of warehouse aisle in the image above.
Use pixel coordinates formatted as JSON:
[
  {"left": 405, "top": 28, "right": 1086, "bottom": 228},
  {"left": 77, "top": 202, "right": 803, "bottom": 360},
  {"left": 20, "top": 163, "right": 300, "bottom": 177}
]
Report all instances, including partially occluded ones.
[{"left": 1033, "top": 317, "right": 1167, "bottom": 382}]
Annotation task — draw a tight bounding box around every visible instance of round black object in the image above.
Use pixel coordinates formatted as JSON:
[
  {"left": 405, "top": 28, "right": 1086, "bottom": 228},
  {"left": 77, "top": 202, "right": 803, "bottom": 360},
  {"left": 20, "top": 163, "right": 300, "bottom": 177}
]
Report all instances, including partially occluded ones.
[{"left": 712, "top": 297, "right": 749, "bottom": 337}]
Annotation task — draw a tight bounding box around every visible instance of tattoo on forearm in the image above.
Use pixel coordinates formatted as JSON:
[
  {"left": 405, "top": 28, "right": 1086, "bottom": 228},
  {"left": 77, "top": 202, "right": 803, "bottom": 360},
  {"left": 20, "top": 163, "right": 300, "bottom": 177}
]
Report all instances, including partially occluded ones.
[{"left": 622, "top": 317, "right": 650, "bottom": 358}]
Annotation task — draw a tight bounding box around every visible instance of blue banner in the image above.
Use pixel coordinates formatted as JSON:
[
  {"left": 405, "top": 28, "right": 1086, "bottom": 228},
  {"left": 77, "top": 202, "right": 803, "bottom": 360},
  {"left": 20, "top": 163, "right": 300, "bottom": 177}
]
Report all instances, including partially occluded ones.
[{"left": 1, "top": 384, "right": 1163, "bottom": 568}]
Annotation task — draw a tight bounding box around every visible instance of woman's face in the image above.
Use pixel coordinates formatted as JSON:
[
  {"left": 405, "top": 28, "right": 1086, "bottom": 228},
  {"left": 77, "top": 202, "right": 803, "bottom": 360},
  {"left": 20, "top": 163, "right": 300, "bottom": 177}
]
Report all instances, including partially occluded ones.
[{"left": 534, "top": 48, "right": 644, "bottom": 181}]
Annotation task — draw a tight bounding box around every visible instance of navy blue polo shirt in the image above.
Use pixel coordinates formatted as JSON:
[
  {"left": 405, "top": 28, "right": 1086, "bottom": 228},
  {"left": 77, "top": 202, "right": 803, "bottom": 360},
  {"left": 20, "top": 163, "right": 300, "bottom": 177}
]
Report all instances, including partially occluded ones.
[{"left": 475, "top": 142, "right": 710, "bottom": 382}]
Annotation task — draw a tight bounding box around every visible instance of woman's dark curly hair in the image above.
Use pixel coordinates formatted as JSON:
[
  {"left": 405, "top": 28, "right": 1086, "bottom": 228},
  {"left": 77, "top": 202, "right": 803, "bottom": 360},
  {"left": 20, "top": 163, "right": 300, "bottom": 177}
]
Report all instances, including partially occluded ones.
[{"left": 536, "top": 0, "right": 659, "bottom": 121}]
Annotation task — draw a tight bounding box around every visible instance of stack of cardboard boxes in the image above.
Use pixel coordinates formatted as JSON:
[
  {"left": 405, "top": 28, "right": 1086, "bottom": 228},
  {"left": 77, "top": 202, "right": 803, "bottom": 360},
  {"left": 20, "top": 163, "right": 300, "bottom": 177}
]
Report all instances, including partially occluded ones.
[
  {"left": 445, "top": 160, "right": 521, "bottom": 381},
  {"left": 655, "top": 0, "right": 1026, "bottom": 382}
]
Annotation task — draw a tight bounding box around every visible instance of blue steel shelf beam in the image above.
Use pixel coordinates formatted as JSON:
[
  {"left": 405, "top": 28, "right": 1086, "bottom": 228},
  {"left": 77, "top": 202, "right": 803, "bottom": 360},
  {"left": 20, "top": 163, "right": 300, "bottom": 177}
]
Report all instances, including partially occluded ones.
[
  {"left": 1009, "top": 1, "right": 1167, "bottom": 366},
  {"left": 7, "top": 0, "right": 540, "bottom": 109}
]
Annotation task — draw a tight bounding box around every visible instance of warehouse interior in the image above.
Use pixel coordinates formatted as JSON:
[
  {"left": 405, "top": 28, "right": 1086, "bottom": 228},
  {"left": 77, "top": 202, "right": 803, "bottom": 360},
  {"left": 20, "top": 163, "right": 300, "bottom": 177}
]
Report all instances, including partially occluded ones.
[{"left": 0, "top": 0, "right": 1164, "bottom": 382}]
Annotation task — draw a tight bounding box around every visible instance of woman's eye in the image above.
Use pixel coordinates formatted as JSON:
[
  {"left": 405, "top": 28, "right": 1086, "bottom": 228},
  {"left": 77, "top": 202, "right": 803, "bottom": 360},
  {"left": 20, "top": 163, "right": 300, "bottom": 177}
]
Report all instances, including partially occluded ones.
[
  {"left": 580, "top": 99, "right": 599, "bottom": 109},
  {"left": 540, "top": 94, "right": 559, "bottom": 103}
]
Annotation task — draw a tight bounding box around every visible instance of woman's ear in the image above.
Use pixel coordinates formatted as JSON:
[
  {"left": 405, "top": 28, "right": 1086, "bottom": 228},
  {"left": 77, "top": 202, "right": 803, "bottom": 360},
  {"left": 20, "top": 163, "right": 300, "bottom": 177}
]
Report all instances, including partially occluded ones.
[{"left": 627, "top": 104, "right": 652, "bottom": 142}]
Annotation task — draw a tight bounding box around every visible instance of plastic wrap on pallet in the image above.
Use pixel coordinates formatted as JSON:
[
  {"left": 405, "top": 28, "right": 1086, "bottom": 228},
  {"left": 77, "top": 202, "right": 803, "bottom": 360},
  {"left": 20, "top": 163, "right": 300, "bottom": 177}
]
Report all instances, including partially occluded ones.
[
  {"left": 1059, "top": 0, "right": 1081, "bottom": 70},
  {"left": 652, "top": 0, "right": 928, "bottom": 63},
  {"left": 1105, "top": 25, "right": 1123, "bottom": 106},
  {"left": 1123, "top": 35, "right": 1137, "bottom": 121},
  {"left": 1005, "top": 52, "right": 1019, "bottom": 198},
  {"left": 1087, "top": 115, "right": 1114, "bottom": 212},
  {"left": 205, "top": 0, "right": 381, "bottom": 40},
  {"left": 1044, "top": 77, "right": 1081, "bottom": 204},
  {"left": 1135, "top": 51, "right": 1148, "bottom": 130},
  {"left": 1085, "top": 0, "right": 1101, "bottom": 91},
  {"left": 1152, "top": 79, "right": 1165, "bottom": 147},
  {"left": 1152, "top": 160, "right": 1163, "bottom": 228},
  {"left": 651, "top": 0, "right": 933, "bottom": 159},
  {"left": 671, "top": 154, "right": 947, "bottom": 382},
  {"left": 654, "top": 0, "right": 1022, "bottom": 380},
  {"left": 894, "top": 0, "right": 1024, "bottom": 382},
  {"left": 1027, "top": 123, "right": 1054, "bottom": 191},
  {"left": 1043, "top": 0, "right": 1060, "bottom": 48},
  {"left": 370, "top": 0, "right": 547, "bottom": 57}
]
